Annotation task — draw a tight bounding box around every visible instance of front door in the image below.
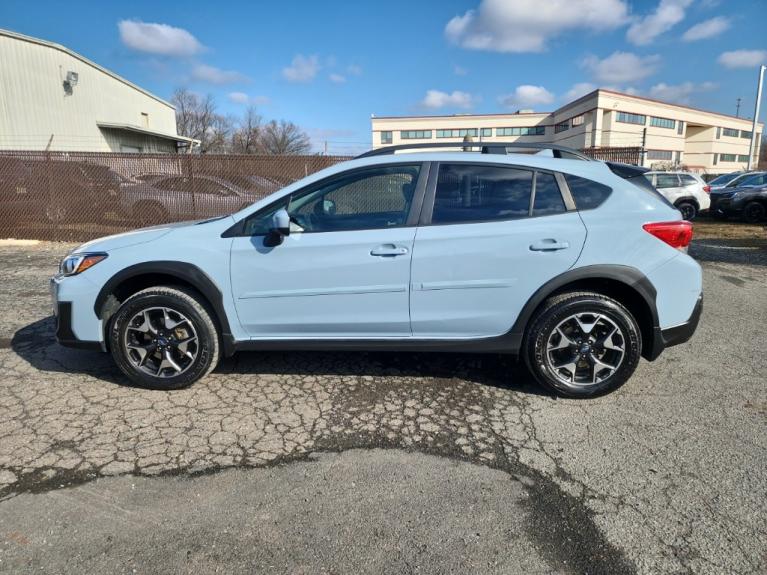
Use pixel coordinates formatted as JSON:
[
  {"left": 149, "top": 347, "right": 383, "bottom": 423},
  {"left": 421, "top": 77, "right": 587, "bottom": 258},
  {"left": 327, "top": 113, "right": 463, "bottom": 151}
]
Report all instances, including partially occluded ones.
[
  {"left": 410, "top": 163, "right": 587, "bottom": 338},
  {"left": 230, "top": 163, "right": 425, "bottom": 338}
]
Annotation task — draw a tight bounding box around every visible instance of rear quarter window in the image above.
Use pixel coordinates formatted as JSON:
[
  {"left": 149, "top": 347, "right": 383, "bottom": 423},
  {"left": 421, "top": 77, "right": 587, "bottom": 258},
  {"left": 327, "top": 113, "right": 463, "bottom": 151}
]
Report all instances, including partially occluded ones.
[{"left": 563, "top": 174, "right": 612, "bottom": 210}]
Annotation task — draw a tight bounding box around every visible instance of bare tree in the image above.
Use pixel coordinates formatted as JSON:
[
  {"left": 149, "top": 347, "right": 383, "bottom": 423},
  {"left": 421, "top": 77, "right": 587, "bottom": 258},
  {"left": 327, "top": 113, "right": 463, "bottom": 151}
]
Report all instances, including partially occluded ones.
[
  {"left": 260, "top": 120, "right": 311, "bottom": 155},
  {"left": 171, "top": 88, "right": 229, "bottom": 153},
  {"left": 231, "top": 106, "right": 263, "bottom": 154}
]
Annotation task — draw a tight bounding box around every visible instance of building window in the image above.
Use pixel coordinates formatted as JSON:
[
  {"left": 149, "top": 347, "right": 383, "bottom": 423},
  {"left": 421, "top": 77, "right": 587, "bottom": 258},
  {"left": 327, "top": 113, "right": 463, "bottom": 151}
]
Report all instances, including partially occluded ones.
[
  {"left": 616, "top": 112, "right": 646, "bottom": 125},
  {"left": 571, "top": 115, "right": 585, "bottom": 126},
  {"left": 436, "top": 128, "right": 478, "bottom": 138},
  {"left": 675, "top": 151, "right": 682, "bottom": 163},
  {"left": 716, "top": 127, "right": 721, "bottom": 139},
  {"left": 677, "top": 121, "right": 684, "bottom": 135},
  {"left": 140, "top": 112, "right": 149, "bottom": 128},
  {"left": 722, "top": 128, "right": 739, "bottom": 137},
  {"left": 650, "top": 116, "right": 675, "bottom": 129},
  {"left": 400, "top": 130, "right": 432, "bottom": 139},
  {"left": 740, "top": 130, "right": 752, "bottom": 139},
  {"left": 381, "top": 131, "right": 392, "bottom": 145},
  {"left": 719, "top": 153, "right": 737, "bottom": 162},
  {"left": 480, "top": 128, "right": 492, "bottom": 137},
  {"left": 713, "top": 154, "right": 718, "bottom": 165},
  {"left": 647, "top": 150, "right": 673, "bottom": 161},
  {"left": 496, "top": 126, "right": 545, "bottom": 136},
  {"left": 554, "top": 121, "right": 570, "bottom": 133},
  {"left": 737, "top": 154, "right": 750, "bottom": 162}
]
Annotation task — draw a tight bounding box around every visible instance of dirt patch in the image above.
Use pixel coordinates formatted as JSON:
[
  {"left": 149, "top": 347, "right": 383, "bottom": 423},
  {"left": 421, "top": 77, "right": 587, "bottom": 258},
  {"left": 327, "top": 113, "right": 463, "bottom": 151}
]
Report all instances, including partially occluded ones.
[{"left": 693, "top": 217, "right": 767, "bottom": 242}]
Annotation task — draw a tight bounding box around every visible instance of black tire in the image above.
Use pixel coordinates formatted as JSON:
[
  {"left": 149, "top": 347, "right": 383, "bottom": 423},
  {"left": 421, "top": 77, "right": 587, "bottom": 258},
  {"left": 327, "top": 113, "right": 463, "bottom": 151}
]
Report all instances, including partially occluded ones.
[
  {"left": 676, "top": 201, "right": 697, "bottom": 221},
  {"left": 742, "top": 201, "right": 765, "bottom": 223},
  {"left": 524, "top": 291, "right": 642, "bottom": 398},
  {"left": 108, "top": 286, "right": 220, "bottom": 390}
]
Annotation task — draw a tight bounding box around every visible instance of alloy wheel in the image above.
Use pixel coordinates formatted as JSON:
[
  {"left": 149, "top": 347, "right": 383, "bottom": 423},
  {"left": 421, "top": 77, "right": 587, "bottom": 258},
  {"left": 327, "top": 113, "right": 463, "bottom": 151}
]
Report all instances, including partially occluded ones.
[
  {"left": 123, "top": 306, "right": 198, "bottom": 378},
  {"left": 545, "top": 312, "right": 626, "bottom": 389}
]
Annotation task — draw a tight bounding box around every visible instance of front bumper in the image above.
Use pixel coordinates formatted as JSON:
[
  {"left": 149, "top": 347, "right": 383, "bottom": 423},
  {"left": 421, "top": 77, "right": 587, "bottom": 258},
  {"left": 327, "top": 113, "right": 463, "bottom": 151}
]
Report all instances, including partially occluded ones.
[
  {"left": 709, "top": 196, "right": 743, "bottom": 217},
  {"left": 50, "top": 277, "right": 105, "bottom": 351},
  {"left": 646, "top": 295, "right": 702, "bottom": 361}
]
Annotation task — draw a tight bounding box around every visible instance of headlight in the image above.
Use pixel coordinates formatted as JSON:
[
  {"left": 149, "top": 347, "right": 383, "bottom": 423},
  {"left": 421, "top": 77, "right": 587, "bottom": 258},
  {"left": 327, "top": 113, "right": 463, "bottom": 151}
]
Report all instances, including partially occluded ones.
[{"left": 59, "top": 253, "right": 108, "bottom": 276}]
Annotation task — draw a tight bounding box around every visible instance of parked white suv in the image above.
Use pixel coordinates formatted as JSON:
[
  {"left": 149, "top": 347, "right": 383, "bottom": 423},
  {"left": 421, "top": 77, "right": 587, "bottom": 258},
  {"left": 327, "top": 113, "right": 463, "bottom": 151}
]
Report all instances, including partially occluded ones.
[{"left": 644, "top": 171, "right": 710, "bottom": 220}]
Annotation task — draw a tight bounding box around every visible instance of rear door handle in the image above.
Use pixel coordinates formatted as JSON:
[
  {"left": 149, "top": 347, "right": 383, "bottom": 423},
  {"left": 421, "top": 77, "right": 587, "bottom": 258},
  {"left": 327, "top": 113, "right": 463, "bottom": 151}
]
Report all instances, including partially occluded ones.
[
  {"left": 371, "top": 244, "right": 409, "bottom": 257},
  {"left": 530, "top": 239, "right": 570, "bottom": 252}
]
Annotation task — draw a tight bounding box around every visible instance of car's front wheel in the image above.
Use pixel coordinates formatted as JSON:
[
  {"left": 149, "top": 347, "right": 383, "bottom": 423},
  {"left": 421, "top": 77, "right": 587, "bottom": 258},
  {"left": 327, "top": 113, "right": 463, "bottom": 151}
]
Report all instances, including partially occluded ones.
[
  {"left": 109, "top": 286, "right": 220, "bottom": 390},
  {"left": 524, "top": 292, "right": 642, "bottom": 398}
]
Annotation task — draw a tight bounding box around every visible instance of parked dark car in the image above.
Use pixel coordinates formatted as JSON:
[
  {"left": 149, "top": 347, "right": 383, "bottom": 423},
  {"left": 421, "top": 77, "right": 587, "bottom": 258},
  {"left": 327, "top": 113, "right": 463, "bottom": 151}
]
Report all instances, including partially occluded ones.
[
  {"left": 120, "top": 174, "right": 275, "bottom": 225},
  {"left": 0, "top": 158, "right": 122, "bottom": 223},
  {"left": 710, "top": 184, "right": 767, "bottom": 222}
]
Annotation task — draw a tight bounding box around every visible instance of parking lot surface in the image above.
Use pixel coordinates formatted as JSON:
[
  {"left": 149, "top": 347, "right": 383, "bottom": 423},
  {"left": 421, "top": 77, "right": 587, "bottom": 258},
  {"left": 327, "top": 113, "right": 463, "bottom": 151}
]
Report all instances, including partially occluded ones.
[{"left": 0, "top": 228, "right": 765, "bottom": 574}]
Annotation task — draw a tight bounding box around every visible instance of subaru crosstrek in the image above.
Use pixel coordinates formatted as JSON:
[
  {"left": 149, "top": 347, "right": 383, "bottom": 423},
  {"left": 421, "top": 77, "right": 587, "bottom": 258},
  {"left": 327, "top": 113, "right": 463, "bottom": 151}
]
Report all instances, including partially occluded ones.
[{"left": 51, "top": 144, "right": 702, "bottom": 398}]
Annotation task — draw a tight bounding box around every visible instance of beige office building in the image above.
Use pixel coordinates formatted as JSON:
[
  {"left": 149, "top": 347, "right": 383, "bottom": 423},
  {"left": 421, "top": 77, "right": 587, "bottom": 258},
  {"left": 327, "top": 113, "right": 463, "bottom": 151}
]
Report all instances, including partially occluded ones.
[
  {"left": 0, "top": 28, "right": 196, "bottom": 153},
  {"left": 371, "top": 89, "right": 762, "bottom": 174}
]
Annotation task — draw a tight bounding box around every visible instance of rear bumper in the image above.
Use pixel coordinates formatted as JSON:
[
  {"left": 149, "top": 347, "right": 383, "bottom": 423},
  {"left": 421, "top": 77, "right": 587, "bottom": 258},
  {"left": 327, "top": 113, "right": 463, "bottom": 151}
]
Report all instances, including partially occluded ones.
[{"left": 646, "top": 295, "right": 702, "bottom": 361}]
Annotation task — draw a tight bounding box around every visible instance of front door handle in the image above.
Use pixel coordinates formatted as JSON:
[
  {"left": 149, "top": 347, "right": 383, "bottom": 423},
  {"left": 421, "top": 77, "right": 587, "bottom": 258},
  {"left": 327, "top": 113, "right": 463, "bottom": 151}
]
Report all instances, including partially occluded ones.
[
  {"left": 371, "top": 244, "right": 409, "bottom": 257},
  {"left": 530, "top": 239, "right": 570, "bottom": 252}
]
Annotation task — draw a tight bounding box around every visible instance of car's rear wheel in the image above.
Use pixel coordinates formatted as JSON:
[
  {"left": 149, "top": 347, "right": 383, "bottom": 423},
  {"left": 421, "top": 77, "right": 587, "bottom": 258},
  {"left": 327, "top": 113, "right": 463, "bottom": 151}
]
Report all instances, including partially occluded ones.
[
  {"left": 676, "top": 201, "right": 697, "bottom": 221},
  {"left": 109, "top": 286, "right": 220, "bottom": 390},
  {"left": 524, "top": 292, "right": 641, "bottom": 398},
  {"left": 742, "top": 201, "right": 765, "bottom": 223}
]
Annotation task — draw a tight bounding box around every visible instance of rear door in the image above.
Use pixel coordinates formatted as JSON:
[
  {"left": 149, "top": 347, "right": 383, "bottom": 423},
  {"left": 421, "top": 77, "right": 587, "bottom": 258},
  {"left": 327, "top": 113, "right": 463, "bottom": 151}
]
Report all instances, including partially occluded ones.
[
  {"left": 653, "top": 173, "right": 683, "bottom": 203},
  {"left": 409, "top": 162, "right": 587, "bottom": 338}
]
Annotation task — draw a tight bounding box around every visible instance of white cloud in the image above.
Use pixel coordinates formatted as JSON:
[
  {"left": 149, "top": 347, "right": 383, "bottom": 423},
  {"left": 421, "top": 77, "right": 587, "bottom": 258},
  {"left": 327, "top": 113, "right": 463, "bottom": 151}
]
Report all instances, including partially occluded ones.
[
  {"left": 454, "top": 65, "right": 468, "bottom": 76},
  {"left": 346, "top": 64, "right": 363, "bottom": 76},
  {"left": 421, "top": 90, "right": 476, "bottom": 109},
  {"left": 191, "top": 64, "right": 248, "bottom": 85},
  {"left": 682, "top": 16, "right": 730, "bottom": 41},
  {"left": 282, "top": 54, "right": 320, "bottom": 82},
  {"left": 648, "top": 81, "right": 717, "bottom": 104},
  {"left": 718, "top": 49, "right": 767, "bottom": 69},
  {"left": 329, "top": 73, "right": 347, "bottom": 83},
  {"left": 582, "top": 51, "right": 661, "bottom": 84},
  {"left": 227, "top": 92, "right": 269, "bottom": 106},
  {"left": 626, "top": 0, "right": 692, "bottom": 45},
  {"left": 498, "top": 85, "right": 555, "bottom": 108},
  {"left": 563, "top": 82, "right": 597, "bottom": 101},
  {"left": 118, "top": 20, "right": 204, "bottom": 56},
  {"left": 445, "top": 0, "right": 629, "bottom": 53}
]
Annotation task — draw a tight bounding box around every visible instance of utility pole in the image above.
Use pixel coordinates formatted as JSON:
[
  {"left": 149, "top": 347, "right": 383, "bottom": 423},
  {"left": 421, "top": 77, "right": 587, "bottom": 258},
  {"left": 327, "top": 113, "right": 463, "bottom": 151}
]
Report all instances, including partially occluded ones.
[
  {"left": 736, "top": 97, "right": 742, "bottom": 117},
  {"left": 641, "top": 127, "right": 647, "bottom": 167},
  {"left": 747, "top": 65, "right": 765, "bottom": 170}
]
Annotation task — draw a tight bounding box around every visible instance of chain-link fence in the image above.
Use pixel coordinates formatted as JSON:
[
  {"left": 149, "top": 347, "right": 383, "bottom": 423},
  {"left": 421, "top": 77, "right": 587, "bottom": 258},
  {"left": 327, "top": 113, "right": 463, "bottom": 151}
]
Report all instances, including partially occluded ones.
[
  {"left": 0, "top": 152, "right": 351, "bottom": 242},
  {"left": 1, "top": 147, "right": 645, "bottom": 243}
]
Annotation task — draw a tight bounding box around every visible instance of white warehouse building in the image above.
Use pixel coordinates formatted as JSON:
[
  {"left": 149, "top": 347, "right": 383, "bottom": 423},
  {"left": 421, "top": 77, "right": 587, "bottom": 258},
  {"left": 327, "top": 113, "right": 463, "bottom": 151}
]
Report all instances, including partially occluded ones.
[{"left": 0, "top": 28, "right": 196, "bottom": 153}]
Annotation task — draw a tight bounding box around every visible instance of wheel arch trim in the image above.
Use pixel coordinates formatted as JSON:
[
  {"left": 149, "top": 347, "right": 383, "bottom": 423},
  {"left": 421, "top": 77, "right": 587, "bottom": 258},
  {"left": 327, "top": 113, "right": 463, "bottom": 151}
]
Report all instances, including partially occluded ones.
[{"left": 93, "top": 261, "right": 235, "bottom": 355}]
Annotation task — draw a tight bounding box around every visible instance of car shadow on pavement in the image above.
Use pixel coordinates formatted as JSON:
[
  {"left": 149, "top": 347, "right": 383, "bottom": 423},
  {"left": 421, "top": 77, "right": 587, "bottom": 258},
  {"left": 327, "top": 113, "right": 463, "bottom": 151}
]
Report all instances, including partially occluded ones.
[{"left": 11, "top": 316, "right": 549, "bottom": 397}]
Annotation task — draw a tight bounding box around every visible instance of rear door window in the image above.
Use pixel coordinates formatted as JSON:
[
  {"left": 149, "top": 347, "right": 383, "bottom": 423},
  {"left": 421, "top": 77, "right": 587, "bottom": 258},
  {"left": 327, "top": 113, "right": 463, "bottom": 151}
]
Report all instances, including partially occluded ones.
[
  {"left": 432, "top": 164, "right": 532, "bottom": 224},
  {"left": 655, "top": 174, "right": 681, "bottom": 189},
  {"left": 679, "top": 174, "right": 698, "bottom": 186},
  {"left": 532, "top": 172, "right": 566, "bottom": 216}
]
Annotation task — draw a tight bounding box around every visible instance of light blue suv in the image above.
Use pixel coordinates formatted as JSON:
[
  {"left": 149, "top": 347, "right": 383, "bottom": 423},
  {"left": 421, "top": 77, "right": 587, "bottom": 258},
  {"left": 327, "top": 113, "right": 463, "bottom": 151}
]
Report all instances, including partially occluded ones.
[{"left": 51, "top": 144, "right": 702, "bottom": 397}]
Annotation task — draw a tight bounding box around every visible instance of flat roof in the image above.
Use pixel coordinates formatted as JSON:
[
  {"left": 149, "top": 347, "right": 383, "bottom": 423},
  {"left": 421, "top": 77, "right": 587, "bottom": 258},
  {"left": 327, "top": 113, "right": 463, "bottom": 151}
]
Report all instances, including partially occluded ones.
[
  {"left": 374, "top": 88, "right": 762, "bottom": 127},
  {"left": 97, "top": 122, "right": 199, "bottom": 145},
  {"left": 0, "top": 28, "right": 175, "bottom": 109}
]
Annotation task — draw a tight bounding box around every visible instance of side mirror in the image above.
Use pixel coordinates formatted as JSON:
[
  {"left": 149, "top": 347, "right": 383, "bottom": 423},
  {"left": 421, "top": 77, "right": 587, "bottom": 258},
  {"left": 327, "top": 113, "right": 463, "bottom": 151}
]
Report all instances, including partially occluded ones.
[
  {"left": 272, "top": 208, "right": 290, "bottom": 236},
  {"left": 265, "top": 208, "right": 290, "bottom": 246}
]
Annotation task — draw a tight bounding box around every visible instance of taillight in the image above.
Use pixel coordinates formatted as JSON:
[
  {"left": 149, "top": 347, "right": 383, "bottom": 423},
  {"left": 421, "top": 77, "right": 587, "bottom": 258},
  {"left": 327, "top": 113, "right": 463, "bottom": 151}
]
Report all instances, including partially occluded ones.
[
  {"left": 703, "top": 185, "right": 711, "bottom": 194},
  {"left": 643, "top": 221, "right": 693, "bottom": 249}
]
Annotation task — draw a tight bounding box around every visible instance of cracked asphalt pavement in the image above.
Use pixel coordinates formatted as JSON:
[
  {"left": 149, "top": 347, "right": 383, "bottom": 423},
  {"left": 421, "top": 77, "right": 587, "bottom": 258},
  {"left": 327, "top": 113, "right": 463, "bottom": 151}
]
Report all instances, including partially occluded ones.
[{"left": 0, "top": 238, "right": 765, "bottom": 574}]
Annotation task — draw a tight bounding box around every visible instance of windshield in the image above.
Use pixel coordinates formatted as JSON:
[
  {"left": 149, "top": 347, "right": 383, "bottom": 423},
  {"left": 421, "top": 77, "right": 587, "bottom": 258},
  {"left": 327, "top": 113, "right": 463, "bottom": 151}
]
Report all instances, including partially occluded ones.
[
  {"left": 709, "top": 173, "right": 738, "bottom": 186},
  {"left": 725, "top": 173, "right": 753, "bottom": 187},
  {"left": 734, "top": 173, "right": 765, "bottom": 187}
]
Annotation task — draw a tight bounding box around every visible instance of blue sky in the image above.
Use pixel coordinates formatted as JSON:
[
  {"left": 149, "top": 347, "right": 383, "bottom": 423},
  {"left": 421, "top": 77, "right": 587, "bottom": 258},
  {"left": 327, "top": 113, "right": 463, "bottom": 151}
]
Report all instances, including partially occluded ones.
[{"left": 2, "top": 0, "right": 766, "bottom": 153}]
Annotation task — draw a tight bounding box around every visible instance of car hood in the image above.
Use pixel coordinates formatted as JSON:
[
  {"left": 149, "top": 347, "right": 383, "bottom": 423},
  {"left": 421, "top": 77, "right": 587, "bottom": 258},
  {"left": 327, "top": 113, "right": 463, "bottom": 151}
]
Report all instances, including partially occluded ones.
[{"left": 72, "top": 220, "right": 210, "bottom": 254}]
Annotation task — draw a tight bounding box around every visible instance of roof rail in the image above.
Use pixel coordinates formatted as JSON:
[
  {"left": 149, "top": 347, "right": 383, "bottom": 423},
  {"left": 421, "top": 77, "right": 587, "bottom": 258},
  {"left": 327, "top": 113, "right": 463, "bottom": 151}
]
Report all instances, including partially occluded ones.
[{"left": 355, "top": 142, "right": 593, "bottom": 161}]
